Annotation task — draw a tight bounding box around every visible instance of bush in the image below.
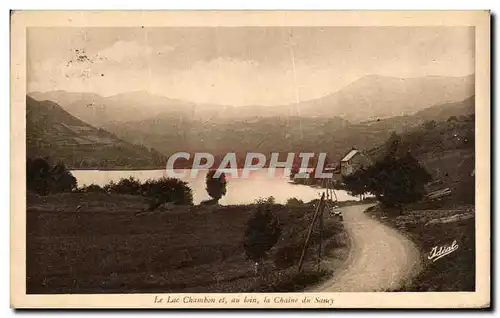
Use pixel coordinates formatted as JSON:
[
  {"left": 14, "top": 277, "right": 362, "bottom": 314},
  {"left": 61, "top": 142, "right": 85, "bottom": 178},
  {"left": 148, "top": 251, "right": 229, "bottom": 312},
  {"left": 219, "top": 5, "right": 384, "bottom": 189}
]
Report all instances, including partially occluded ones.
[
  {"left": 254, "top": 196, "right": 276, "bottom": 205},
  {"left": 142, "top": 177, "right": 194, "bottom": 210},
  {"left": 77, "top": 184, "right": 105, "bottom": 193},
  {"left": 274, "top": 242, "right": 303, "bottom": 269},
  {"left": 103, "top": 181, "right": 116, "bottom": 194},
  {"left": 243, "top": 204, "right": 282, "bottom": 265},
  {"left": 286, "top": 197, "right": 304, "bottom": 206},
  {"left": 73, "top": 177, "right": 194, "bottom": 210},
  {"left": 105, "top": 177, "right": 142, "bottom": 195}
]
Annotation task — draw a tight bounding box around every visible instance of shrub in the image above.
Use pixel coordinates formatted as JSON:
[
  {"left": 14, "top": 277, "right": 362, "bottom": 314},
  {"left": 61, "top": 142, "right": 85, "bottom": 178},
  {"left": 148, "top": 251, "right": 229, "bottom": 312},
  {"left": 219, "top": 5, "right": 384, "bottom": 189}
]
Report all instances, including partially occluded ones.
[
  {"left": 82, "top": 184, "right": 105, "bottom": 193},
  {"left": 106, "top": 177, "right": 142, "bottom": 195},
  {"left": 254, "top": 196, "right": 276, "bottom": 205},
  {"left": 103, "top": 181, "right": 116, "bottom": 194},
  {"left": 243, "top": 204, "right": 282, "bottom": 265},
  {"left": 274, "top": 242, "right": 303, "bottom": 269},
  {"left": 286, "top": 197, "right": 304, "bottom": 206},
  {"left": 142, "top": 177, "right": 194, "bottom": 210}
]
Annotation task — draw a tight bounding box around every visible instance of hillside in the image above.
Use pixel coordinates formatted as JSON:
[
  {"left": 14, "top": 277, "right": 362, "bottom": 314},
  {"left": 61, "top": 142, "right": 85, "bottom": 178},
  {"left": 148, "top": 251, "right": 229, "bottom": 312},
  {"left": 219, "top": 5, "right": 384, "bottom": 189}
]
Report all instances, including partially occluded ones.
[
  {"left": 26, "top": 89, "right": 475, "bottom": 170},
  {"left": 26, "top": 96, "right": 166, "bottom": 169},
  {"left": 366, "top": 109, "right": 475, "bottom": 204},
  {"left": 412, "top": 96, "right": 475, "bottom": 121},
  {"left": 103, "top": 115, "right": 352, "bottom": 162},
  {"left": 356, "top": 96, "right": 475, "bottom": 139},
  {"left": 102, "top": 96, "right": 475, "bottom": 165},
  {"left": 291, "top": 74, "right": 474, "bottom": 122},
  {"left": 28, "top": 74, "right": 474, "bottom": 126}
]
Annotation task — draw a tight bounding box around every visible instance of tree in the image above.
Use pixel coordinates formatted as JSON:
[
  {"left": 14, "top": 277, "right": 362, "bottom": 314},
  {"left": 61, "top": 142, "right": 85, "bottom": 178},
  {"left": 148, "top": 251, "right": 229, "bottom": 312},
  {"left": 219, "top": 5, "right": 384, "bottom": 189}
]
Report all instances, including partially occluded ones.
[
  {"left": 343, "top": 152, "right": 431, "bottom": 214},
  {"left": 50, "top": 161, "right": 77, "bottom": 193},
  {"left": 26, "top": 157, "right": 51, "bottom": 195},
  {"left": 27, "top": 157, "right": 77, "bottom": 195},
  {"left": 243, "top": 204, "right": 282, "bottom": 274},
  {"left": 366, "top": 153, "right": 431, "bottom": 213},
  {"left": 342, "top": 168, "right": 370, "bottom": 198},
  {"left": 385, "top": 132, "right": 402, "bottom": 156},
  {"left": 205, "top": 169, "right": 227, "bottom": 202}
]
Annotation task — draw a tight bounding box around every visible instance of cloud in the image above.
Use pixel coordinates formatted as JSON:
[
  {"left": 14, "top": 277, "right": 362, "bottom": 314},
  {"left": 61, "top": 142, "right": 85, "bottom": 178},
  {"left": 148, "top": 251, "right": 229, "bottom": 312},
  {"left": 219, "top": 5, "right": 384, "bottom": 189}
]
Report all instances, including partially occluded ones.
[
  {"left": 27, "top": 28, "right": 474, "bottom": 106},
  {"left": 28, "top": 53, "right": 365, "bottom": 106},
  {"left": 98, "top": 41, "right": 174, "bottom": 63},
  {"left": 28, "top": 40, "right": 178, "bottom": 94}
]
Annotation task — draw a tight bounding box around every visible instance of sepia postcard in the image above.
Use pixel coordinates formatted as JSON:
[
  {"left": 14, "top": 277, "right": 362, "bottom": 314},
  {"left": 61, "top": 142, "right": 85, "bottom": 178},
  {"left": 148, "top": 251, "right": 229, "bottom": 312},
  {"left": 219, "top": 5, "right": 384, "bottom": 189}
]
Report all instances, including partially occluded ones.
[{"left": 11, "top": 10, "right": 490, "bottom": 309}]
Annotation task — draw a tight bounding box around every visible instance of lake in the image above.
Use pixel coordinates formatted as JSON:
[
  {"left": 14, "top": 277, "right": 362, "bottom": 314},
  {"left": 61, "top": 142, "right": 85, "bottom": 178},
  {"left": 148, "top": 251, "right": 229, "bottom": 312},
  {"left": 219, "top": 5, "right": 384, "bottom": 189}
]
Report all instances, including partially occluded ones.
[{"left": 71, "top": 168, "right": 359, "bottom": 205}]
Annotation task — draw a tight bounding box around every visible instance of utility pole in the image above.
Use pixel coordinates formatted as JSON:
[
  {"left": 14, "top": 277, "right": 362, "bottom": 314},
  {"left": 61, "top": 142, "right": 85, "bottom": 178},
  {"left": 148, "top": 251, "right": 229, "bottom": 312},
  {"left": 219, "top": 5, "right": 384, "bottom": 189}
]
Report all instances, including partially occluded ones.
[{"left": 298, "top": 193, "right": 325, "bottom": 273}]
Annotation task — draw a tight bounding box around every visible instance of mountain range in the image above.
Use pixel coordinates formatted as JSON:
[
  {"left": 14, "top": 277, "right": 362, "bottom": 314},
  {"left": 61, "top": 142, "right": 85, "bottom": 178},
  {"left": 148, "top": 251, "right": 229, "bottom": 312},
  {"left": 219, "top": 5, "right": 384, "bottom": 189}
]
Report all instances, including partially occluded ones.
[
  {"left": 29, "top": 74, "right": 474, "bottom": 126},
  {"left": 27, "top": 74, "right": 475, "bottom": 168}
]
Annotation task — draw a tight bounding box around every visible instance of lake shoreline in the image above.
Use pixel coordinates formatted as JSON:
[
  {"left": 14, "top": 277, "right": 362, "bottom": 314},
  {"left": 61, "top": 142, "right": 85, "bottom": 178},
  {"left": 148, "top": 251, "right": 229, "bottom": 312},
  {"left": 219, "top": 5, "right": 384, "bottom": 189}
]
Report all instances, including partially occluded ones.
[
  {"left": 69, "top": 167, "right": 165, "bottom": 171},
  {"left": 71, "top": 168, "right": 360, "bottom": 205}
]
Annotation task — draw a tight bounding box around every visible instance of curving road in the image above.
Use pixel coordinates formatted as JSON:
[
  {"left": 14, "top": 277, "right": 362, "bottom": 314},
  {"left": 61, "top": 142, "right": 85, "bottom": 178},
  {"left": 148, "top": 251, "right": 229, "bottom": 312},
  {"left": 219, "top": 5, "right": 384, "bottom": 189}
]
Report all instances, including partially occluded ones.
[{"left": 314, "top": 204, "right": 422, "bottom": 292}]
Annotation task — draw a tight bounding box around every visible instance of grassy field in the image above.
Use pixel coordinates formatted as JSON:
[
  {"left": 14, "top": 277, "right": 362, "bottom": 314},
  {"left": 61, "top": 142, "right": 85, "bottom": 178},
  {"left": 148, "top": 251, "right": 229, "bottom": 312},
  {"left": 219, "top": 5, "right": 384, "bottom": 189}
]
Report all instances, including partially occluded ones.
[
  {"left": 366, "top": 201, "right": 475, "bottom": 291},
  {"left": 27, "top": 192, "right": 348, "bottom": 294}
]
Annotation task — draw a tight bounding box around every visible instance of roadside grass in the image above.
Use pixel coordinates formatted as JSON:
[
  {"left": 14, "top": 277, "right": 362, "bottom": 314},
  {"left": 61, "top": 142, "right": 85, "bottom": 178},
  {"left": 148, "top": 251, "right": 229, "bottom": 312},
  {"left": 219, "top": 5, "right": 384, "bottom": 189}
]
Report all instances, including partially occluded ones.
[
  {"left": 27, "top": 192, "right": 348, "bottom": 293},
  {"left": 366, "top": 201, "right": 475, "bottom": 291}
]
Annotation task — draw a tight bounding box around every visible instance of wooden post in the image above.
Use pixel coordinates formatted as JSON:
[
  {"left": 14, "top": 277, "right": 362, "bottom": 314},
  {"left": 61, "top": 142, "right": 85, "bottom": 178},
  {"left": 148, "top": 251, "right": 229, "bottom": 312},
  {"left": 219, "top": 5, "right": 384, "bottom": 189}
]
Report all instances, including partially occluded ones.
[
  {"left": 317, "top": 202, "right": 324, "bottom": 271},
  {"left": 323, "top": 179, "right": 329, "bottom": 201},
  {"left": 298, "top": 193, "right": 325, "bottom": 273},
  {"left": 329, "top": 180, "right": 332, "bottom": 202}
]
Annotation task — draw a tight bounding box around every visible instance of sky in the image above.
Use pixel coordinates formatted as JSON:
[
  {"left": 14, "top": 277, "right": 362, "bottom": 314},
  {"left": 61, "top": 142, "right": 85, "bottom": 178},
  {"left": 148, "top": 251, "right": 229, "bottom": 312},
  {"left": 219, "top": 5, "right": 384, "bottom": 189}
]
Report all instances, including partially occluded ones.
[{"left": 27, "top": 27, "right": 475, "bottom": 106}]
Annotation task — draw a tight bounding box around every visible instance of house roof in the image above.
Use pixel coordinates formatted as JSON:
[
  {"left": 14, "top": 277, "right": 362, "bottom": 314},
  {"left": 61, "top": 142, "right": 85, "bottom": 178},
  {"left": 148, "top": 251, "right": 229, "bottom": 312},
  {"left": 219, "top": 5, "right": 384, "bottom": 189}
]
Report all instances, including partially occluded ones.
[{"left": 341, "top": 149, "right": 359, "bottom": 162}]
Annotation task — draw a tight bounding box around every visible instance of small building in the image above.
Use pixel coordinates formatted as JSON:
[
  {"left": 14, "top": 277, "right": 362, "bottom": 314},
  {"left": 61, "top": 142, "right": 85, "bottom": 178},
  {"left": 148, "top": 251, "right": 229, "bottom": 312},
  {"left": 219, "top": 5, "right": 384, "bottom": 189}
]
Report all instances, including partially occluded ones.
[{"left": 340, "top": 148, "right": 373, "bottom": 177}]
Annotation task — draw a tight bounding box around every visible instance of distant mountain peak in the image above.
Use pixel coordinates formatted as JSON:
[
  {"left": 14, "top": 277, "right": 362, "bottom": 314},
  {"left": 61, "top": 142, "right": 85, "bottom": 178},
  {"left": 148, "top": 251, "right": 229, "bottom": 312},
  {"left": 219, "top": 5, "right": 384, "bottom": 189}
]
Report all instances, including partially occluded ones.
[{"left": 29, "top": 74, "right": 474, "bottom": 125}]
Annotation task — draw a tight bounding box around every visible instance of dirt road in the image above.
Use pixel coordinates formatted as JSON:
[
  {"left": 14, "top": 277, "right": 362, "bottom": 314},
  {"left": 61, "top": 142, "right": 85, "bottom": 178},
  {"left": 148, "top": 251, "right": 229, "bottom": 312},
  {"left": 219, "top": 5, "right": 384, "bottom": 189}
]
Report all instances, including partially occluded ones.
[{"left": 315, "top": 204, "right": 422, "bottom": 292}]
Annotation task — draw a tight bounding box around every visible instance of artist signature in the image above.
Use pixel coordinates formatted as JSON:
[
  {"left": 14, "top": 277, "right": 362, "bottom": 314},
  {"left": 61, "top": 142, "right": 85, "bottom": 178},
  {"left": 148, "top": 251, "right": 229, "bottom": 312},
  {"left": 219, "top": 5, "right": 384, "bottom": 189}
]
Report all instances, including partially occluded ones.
[{"left": 428, "top": 240, "right": 459, "bottom": 262}]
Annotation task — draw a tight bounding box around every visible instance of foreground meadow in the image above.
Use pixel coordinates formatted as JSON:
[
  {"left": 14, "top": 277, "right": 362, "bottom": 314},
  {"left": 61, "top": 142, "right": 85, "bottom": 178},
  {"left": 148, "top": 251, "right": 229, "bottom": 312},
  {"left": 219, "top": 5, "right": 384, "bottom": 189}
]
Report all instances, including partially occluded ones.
[{"left": 27, "top": 192, "right": 348, "bottom": 294}]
